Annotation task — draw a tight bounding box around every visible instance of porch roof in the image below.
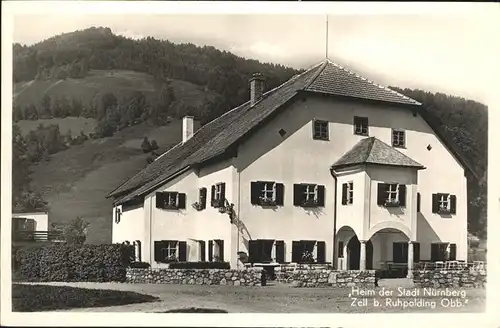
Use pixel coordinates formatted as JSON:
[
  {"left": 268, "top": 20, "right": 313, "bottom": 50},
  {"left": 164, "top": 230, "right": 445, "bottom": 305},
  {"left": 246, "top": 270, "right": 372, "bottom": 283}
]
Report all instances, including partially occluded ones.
[{"left": 331, "top": 137, "right": 425, "bottom": 170}]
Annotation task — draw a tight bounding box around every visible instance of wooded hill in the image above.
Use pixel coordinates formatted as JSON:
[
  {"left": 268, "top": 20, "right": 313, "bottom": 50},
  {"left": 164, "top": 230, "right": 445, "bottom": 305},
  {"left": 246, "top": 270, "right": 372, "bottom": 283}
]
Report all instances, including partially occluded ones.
[{"left": 12, "top": 27, "right": 487, "bottom": 241}]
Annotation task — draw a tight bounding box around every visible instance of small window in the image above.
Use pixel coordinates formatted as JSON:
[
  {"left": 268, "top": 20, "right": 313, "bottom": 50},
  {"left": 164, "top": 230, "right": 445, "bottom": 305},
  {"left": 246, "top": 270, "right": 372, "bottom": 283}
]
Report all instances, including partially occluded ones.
[
  {"left": 208, "top": 239, "right": 225, "bottom": 262},
  {"left": 431, "top": 243, "right": 449, "bottom": 261},
  {"left": 353, "top": 116, "right": 369, "bottom": 136},
  {"left": 294, "top": 183, "right": 325, "bottom": 207},
  {"left": 211, "top": 182, "right": 226, "bottom": 208},
  {"left": 156, "top": 192, "right": 186, "bottom": 210},
  {"left": 154, "top": 240, "right": 181, "bottom": 263},
  {"left": 251, "top": 181, "right": 284, "bottom": 206},
  {"left": 115, "top": 207, "right": 122, "bottom": 224},
  {"left": 193, "top": 187, "right": 207, "bottom": 210},
  {"left": 392, "top": 129, "right": 406, "bottom": 148},
  {"left": 313, "top": 120, "right": 329, "bottom": 140},
  {"left": 291, "top": 240, "right": 325, "bottom": 263},
  {"left": 432, "top": 193, "right": 456, "bottom": 215},
  {"left": 341, "top": 182, "right": 354, "bottom": 205},
  {"left": 377, "top": 183, "right": 406, "bottom": 207},
  {"left": 417, "top": 192, "right": 421, "bottom": 213}
]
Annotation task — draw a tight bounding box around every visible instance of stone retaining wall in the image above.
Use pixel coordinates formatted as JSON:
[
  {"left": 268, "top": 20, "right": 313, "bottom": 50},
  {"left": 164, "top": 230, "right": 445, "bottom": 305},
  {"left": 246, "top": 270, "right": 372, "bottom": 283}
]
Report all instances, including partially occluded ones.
[
  {"left": 285, "top": 270, "right": 377, "bottom": 288},
  {"left": 412, "top": 269, "right": 486, "bottom": 288},
  {"left": 126, "top": 268, "right": 265, "bottom": 286}
]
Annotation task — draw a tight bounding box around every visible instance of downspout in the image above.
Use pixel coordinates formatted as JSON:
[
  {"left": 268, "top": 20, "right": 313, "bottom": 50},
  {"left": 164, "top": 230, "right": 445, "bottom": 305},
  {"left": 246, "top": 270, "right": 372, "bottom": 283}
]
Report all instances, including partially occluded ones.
[
  {"left": 149, "top": 195, "right": 153, "bottom": 265},
  {"left": 330, "top": 168, "right": 338, "bottom": 270},
  {"left": 237, "top": 170, "right": 241, "bottom": 268}
]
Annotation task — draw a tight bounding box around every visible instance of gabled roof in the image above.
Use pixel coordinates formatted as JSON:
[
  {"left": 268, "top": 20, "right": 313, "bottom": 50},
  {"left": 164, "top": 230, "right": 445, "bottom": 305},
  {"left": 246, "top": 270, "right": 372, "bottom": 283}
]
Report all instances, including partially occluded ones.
[
  {"left": 331, "top": 137, "right": 425, "bottom": 170},
  {"left": 109, "top": 58, "right": 474, "bottom": 205}
]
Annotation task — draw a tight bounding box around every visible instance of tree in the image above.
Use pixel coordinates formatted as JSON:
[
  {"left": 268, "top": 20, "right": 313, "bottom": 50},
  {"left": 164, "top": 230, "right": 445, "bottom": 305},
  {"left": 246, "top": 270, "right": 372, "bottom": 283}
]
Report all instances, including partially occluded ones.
[
  {"left": 141, "top": 137, "right": 152, "bottom": 153},
  {"left": 150, "top": 139, "right": 159, "bottom": 151},
  {"left": 62, "top": 216, "right": 90, "bottom": 246},
  {"left": 98, "top": 92, "right": 118, "bottom": 120}
]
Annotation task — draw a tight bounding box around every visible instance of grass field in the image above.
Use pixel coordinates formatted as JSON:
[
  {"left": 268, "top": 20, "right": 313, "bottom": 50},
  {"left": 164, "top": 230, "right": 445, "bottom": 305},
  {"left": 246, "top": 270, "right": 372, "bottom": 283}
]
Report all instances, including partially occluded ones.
[
  {"left": 12, "top": 284, "right": 158, "bottom": 312},
  {"left": 19, "top": 282, "right": 486, "bottom": 313},
  {"left": 17, "top": 117, "right": 97, "bottom": 136},
  {"left": 14, "top": 69, "right": 215, "bottom": 109},
  {"left": 29, "top": 120, "right": 189, "bottom": 244}
]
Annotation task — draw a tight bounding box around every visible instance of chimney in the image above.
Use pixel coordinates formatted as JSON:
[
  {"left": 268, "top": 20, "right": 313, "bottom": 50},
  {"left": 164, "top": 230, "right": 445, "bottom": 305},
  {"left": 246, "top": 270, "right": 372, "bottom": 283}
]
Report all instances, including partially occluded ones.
[
  {"left": 249, "top": 73, "right": 265, "bottom": 106},
  {"left": 182, "top": 116, "right": 194, "bottom": 143}
]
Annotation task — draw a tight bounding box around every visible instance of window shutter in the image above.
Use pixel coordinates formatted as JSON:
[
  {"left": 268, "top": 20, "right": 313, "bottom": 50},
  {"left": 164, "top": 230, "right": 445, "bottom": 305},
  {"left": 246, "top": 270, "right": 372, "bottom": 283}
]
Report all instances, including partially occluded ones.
[
  {"left": 248, "top": 240, "right": 259, "bottom": 263},
  {"left": 317, "top": 185, "right": 325, "bottom": 207},
  {"left": 432, "top": 194, "right": 439, "bottom": 213},
  {"left": 200, "top": 241, "right": 206, "bottom": 262},
  {"left": 316, "top": 241, "right": 326, "bottom": 263},
  {"left": 413, "top": 242, "right": 420, "bottom": 262},
  {"left": 156, "top": 192, "right": 164, "bottom": 208},
  {"left": 449, "top": 244, "right": 457, "bottom": 261},
  {"left": 216, "top": 239, "right": 224, "bottom": 262},
  {"left": 417, "top": 193, "right": 421, "bottom": 213},
  {"left": 431, "top": 244, "right": 438, "bottom": 261},
  {"left": 250, "top": 181, "right": 261, "bottom": 204},
  {"left": 210, "top": 185, "right": 216, "bottom": 207},
  {"left": 275, "top": 240, "right": 285, "bottom": 263},
  {"left": 341, "top": 183, "right": 348, "bottom": 205},
  {"left": 398, "top": 184, "right": 406, "bottom": 206},
  {"left": 450, "top": 195, "right": 457, "bottom": 214},
  {"left": 275, "top": 183, "right": 285, "bottom": 206},
  {"left": 377, "top": 183, "right": 386, "bottom": 205},
  {"left": 154, "top": 241, "right": 162, "bottom": 262},
  {"left": 220, "top": 183, "right": 226, "bottom": 200},
  {"left": 293, "top": 184, "right": 303, "bottom": 206},
  {"left": 292, "top": 241, "right": 301, "bottom": 263},
  {"left": 200, "top": 188, "right": 207, "bottom": 209},
  {"left": 178, "top": 241, "right": 187, "bottom": 261},
  {"left": 178, "top": 193, "right": 186, "bottom": 209},
  {"left": 208, "top": 240, "right": 213, "bottom": 262}
]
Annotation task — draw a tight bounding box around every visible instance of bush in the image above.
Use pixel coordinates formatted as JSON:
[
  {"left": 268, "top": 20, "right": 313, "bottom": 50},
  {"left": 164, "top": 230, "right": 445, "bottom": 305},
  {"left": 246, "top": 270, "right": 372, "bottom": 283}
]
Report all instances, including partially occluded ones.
[
  {"left": 168, "top": 261, "right": 231, "bottom": 269},
  {"left": 129, "top": 261, "right": 151, "bottom": 269},
  {"left": 12, "top": 284, "right": 158, "bottom": 312},
  {"left": 14, "top": 244, "right": 134, "bottom": 282}
]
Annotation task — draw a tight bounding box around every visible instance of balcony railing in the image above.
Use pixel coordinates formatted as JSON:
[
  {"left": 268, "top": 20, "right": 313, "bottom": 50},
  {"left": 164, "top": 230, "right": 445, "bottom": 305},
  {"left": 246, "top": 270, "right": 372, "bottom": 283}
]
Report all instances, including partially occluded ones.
[{"left": 12, "top": 230, "right": 64, "bottom": 242}]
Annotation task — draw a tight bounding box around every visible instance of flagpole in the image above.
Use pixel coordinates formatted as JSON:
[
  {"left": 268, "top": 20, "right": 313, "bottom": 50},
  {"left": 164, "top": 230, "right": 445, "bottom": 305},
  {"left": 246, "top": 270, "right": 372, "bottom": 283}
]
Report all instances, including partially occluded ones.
[{"left": 325, "top": 14, "right": 329, "bottom": 59}]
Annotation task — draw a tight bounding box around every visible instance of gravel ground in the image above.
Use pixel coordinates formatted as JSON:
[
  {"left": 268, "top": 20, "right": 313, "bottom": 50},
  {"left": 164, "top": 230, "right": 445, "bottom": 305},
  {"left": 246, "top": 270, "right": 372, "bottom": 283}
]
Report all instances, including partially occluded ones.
[{"left": 17, "top": 282, "right": 486, "bottom": 313}]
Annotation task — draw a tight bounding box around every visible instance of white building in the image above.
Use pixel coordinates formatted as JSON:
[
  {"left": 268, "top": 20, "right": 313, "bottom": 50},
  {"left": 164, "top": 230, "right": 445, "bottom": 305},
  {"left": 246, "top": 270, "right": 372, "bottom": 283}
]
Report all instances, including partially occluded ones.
[{"left": 108, "top": 59, "right": 476, "bottom": 277}]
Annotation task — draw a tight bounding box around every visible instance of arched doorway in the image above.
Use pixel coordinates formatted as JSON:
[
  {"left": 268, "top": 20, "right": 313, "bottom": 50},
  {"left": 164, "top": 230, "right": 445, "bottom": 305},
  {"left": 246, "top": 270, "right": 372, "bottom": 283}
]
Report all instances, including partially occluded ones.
[
  {"left": 347, "top": 235, "right": 373, "bottom": 270},
  {"left": 367, "top": 227, "right": 411, "bottom": 278}
]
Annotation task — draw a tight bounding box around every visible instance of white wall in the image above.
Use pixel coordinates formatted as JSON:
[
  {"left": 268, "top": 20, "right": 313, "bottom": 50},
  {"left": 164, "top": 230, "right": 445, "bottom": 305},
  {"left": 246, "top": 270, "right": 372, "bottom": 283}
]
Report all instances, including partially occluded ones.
[
  {"left": 234, "top": 95, "right": 467, "bottom": 263},
  {"left": 112, "top": 203, "right": 145, "bottom": 260},
  {"left": 12, "top": 212, "right": 48, "bottom": 231},
  {"left": 113, "top": 93, "right": 468, "bottom": 265}
]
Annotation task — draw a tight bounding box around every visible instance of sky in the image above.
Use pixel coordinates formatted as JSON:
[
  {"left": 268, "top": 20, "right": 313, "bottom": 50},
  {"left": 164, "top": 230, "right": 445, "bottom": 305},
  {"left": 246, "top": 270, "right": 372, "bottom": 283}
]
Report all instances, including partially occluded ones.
[{"left": 7, "top": 3, "right": 500, "bottom": 106}]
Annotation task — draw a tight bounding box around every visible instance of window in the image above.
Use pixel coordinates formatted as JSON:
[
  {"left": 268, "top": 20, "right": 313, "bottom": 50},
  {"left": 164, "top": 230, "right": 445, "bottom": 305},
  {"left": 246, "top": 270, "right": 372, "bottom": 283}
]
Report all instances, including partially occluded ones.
[
  {"left": 115, "top": 207, "right": 122, "bottom": 223},
  {"left": 208, "top": 239, "right": 224, "bottom": 262},
  {"left": 392, "top": 129, "right": 406, "bottom": 148},
  {"left": 156, "top": 192, "right": 186, "bottom": 210},
  {"left": 248, "top": 239, "right": 275, "bottom": 263},
  {"left": 432, "top": 193, "right": 456, "bottom": 215},
  {"left": 393, "top": 242, "right": 408, "bottom": 263},
  {"left": 377, "top": 183, "right": 406, "bottom": 207},
  {"left": 353, "top": 116, "right": 369, "bottom": 136},
  {"left": 293, "top": 184, "right": 325, "bottom": 207},
  {"left": 417, "top": 192, "right": 421, "bottom": 213},
  {"left": 291, "top": 240, "right": 326, "bottom": 264},
  {"left": 313, "top": 120, "right": 329, "bottom": 140},
  {"left": 251, "top": 181, "right": 284, "bottom": 206},
  {"left": 338, "top": 241, "right": 344, "bottom": 258},
  {"left": 193, "top": 188, "right": 207, "bottom": 210},
  {"left": 341, "top": 182, "right": 354, "bottom": 205},
  {"left": 211, "top": 182, "right": 226, "bottom": 208},
  {"left": 154, "top": 240, "right": 187, "bottom": 263},
  {"left": 431, "top": 243, "right": 450, "bottom": 261}
]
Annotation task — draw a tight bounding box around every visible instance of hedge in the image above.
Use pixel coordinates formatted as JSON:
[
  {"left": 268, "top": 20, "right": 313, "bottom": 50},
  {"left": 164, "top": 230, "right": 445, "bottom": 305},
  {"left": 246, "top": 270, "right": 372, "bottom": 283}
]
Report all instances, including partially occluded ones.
[
  {"left": 168, "top": 261, "right": 231, "bottom": 269},
  {"left": 14, "top": 244, "right": 134, "bottom": 282}
]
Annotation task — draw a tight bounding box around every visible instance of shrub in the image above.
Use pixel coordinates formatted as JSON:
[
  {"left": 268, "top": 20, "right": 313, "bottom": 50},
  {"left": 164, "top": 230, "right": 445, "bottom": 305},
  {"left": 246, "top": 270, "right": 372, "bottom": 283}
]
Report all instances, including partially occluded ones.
[
  {"left": 14, "top": 243, "right": 134, "bottom": 282},
  {"left": 129, "top": 261, "right": 151, "bottom": 269},
  {"left": 168, "top": 261, "right": 231, "bottom": 269},
  {"left": 12, "top": 284, "right": 158, "bottom": 312}
]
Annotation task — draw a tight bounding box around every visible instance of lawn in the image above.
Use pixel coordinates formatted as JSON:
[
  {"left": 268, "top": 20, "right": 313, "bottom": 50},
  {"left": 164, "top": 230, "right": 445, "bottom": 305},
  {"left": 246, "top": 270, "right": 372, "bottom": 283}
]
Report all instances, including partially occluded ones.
[
  {"left": 26, "top": 282, "right": 486, "bottom": 313},
  {"left": 12, "top": 284, "right": 158, "bottom": 312}
]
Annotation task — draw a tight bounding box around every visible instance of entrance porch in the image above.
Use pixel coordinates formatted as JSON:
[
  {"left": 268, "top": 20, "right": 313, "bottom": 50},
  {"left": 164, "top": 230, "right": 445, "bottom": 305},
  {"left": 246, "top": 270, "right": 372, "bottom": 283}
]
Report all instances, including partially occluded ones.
[{"left": 336, "top": 226, "right": 416, "bottom": 278}]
